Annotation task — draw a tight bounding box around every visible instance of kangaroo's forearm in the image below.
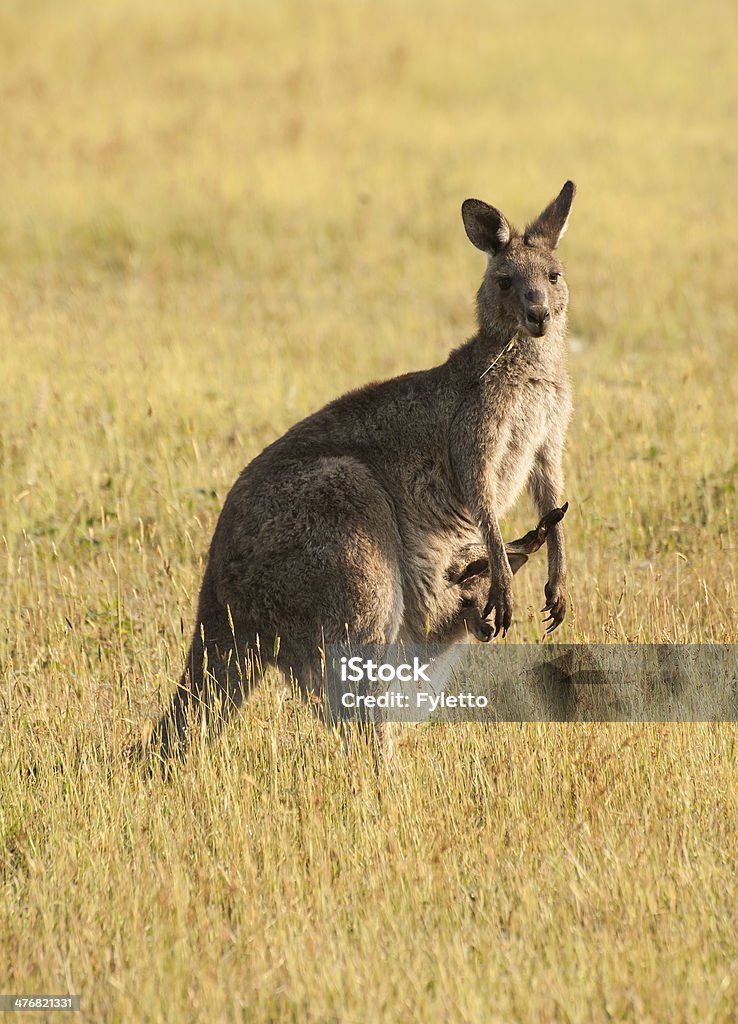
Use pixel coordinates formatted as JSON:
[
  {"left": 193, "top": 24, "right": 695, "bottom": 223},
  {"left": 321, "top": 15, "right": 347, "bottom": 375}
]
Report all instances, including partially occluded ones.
[
  {"left": 482, "top": 515, "right": 511, "bottom": 578},
  {"left": 528, "top": 454, "right": 567, "bottom": 582},
  {"left": 546, "top": 520, "right": 567, "bottom": 581},
  {"left": 449, "top": 429, "right": 510, "bottom": 577},
  {"left": 529, "top": 458, "right": 563, "bottom": 514}
]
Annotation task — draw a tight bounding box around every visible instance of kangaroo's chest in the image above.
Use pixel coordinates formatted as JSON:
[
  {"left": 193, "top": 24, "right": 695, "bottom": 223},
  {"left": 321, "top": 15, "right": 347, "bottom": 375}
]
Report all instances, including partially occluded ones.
[{"left": 486, "top": 381, "right": 558, "bottom": 516}]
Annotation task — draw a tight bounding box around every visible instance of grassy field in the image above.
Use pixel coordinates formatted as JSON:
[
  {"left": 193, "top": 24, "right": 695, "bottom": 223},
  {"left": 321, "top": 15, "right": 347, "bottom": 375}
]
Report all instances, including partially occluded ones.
[{"left": 1, "top": 0, "right": 737, "bottom": 1020}]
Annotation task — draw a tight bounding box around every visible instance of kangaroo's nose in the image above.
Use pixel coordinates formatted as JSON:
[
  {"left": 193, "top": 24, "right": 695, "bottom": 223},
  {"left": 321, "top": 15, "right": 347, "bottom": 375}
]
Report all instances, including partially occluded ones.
[{"left": 526, "top": 306, "right": 550, "bottom": 332}]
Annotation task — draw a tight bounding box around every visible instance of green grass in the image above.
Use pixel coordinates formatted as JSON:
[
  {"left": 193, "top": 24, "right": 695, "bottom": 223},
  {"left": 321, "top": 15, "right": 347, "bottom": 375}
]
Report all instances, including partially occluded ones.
[{"left": 1, "top": 0, "right": 737, "bottom": 1020}]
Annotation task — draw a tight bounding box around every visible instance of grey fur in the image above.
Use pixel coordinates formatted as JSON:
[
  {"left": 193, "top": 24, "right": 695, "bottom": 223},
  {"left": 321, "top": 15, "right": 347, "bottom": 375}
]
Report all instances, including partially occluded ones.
[
  {"left": 149, "top": 182, "right": 575, "bottom": 761},
  {"left": 438, "top": 504, "right": 569, "bottom": 643}
]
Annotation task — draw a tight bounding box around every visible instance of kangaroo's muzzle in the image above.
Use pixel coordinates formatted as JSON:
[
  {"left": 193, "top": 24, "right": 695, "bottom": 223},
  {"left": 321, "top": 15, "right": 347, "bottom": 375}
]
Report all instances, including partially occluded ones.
[{"left": 525, "top": 305, "right": 551, "bottom": 337}]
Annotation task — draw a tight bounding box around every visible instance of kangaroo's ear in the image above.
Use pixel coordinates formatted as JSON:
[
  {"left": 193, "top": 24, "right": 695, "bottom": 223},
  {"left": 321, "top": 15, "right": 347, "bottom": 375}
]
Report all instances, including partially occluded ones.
[
  {"left": 525, "top": 180, "right": 576, "bottom": 249},
  {"left": 461, "top": 199, "right": 513, "bottom": 255}
]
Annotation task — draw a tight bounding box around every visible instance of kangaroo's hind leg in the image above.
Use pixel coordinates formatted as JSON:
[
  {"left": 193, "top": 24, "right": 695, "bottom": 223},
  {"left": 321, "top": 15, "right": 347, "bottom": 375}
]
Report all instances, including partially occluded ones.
[
  {"left": 147, "top": 456, "right": 405, "bottom": 765},
  {"left": 255, "top": 465, "right": 405, "bottom": 760}
]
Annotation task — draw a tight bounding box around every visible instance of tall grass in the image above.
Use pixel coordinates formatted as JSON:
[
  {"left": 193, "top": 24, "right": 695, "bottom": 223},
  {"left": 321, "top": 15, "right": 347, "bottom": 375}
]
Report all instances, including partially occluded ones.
[{"left": 1, "top": 0, "right": 736, "bottom": 1020}]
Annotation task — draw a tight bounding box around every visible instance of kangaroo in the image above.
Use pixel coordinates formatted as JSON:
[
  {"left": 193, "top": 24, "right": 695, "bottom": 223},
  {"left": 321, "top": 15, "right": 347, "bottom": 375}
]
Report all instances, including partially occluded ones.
[
  {"left": 438, "top": 504, "right": 569, "bottom": 643},
  {"left": 149, "top": 182, "right": 575, "bottom": 760}
]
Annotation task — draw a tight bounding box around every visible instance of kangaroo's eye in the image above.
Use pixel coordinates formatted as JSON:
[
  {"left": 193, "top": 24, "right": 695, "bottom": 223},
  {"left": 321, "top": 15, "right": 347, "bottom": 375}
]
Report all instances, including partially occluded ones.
[
  {"left": 549, "top": 272, "right": 560, "bottom": 284},
  {"left": 497, "top": 277, "right": 512, "bottom": 291}
]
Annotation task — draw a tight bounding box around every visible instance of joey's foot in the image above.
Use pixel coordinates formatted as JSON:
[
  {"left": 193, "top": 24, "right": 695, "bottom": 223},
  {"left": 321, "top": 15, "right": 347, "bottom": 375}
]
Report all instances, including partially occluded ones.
[
  {"left": 461, "top": 602, "right": 493, "bottom": 643},
  {"left": 541, "top": 579, "right": 567, "bottom": 633},
  {"left": 476, "top": 618, "right": 493, "bottom": 643},
  {"left": 483, "top": 576, "right": 513, "bottom": 637}
]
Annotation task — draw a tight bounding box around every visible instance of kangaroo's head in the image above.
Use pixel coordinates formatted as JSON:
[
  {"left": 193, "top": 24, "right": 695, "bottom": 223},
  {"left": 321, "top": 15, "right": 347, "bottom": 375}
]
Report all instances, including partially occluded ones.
[{"left": 461, "top": 181, "right": 575, "bottom": 341}]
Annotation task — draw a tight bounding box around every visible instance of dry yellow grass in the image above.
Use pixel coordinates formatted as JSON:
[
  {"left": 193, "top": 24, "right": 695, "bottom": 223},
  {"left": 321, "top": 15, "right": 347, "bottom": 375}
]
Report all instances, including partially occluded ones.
[{"left": 1, "top": 0, "right": 737, "bottom": 1021}]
